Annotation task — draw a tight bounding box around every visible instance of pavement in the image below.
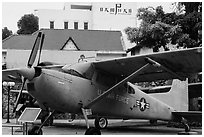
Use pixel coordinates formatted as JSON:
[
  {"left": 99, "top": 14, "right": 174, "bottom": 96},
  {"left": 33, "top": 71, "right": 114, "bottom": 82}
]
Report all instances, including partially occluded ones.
[{"left": 2, "top": 118, "right": 202, "bottom": 135}]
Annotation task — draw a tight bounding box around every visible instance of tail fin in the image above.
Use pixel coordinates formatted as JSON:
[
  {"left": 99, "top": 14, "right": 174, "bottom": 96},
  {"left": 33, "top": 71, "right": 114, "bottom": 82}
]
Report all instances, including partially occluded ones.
[{"left": 150, "top": 79, "right": 188, "bottom": 111}]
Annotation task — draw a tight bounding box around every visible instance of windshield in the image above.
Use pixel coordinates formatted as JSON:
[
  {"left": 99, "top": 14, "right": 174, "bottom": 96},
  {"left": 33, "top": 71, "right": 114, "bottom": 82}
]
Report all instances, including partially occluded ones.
[{"left": 63, "top": 69, "right": 86, "bottom": 79}]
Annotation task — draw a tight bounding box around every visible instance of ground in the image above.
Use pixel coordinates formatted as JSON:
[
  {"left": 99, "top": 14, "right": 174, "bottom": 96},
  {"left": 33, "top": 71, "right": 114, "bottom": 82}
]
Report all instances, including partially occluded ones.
[{"left": 2, "top": 119, "right": 202, "bottom": 135}]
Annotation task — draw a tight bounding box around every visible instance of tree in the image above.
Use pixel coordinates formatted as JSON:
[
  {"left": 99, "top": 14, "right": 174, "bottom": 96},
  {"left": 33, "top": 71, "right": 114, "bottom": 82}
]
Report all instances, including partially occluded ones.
[
  {"left": 2, "top": 27, "right": 12, "bottom": 40},
  {"left": 125, "top": 6, "right": 172, "bottom": 52},
  {"left": 17, "top": 14, "right": 39, "bottom": 34},
  {"left": 180, "top": 2, "right": 202, "bottom": 14},
  {"left": 174, "top": 2, "right": 202, "bottom": 48},
  {"left": 125, "top": 3, "right": 202, "bottom": 52}
]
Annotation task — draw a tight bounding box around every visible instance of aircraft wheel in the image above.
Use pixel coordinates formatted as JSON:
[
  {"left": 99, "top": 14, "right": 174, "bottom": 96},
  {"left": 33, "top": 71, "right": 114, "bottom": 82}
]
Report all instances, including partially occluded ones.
[
  {"left": 95, "top": 117, "right": 108, "bottom": 129},
  {"left": 85, "top": 127, "right": 101, "bottom": 135},
  {"left": 28, "top": 125, "right": 43, "bottom": 135}
]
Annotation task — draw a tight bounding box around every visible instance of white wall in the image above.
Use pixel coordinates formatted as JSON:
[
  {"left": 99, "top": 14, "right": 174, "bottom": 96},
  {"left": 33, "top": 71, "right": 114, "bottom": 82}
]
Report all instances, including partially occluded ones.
[
  {"left": 92, "top": 3, "right": 138, "bottom": 50},
  {"left": 6, "top": 50, "right": 126, "bottom": 68},
  {"left": 37, "top": 9, "right": 92, "bottom": 30},
  {"left": 35, "top": 3, "right": 138, "bottom": 50},
  {"left": 92, "top": 3, "right": 137, "bottom": 30},
  {"left": 6, "top": 50, "right": 96, "bottom": 68}
]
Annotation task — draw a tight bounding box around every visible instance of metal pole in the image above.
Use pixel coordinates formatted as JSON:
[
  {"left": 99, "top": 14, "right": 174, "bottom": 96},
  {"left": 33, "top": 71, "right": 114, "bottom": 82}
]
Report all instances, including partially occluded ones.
[
  {"left": 26, "top": 122, "right": 28, "bottom": 135},
  {"left": 6, "top": 86, "right": 10, "bottom": 123}
]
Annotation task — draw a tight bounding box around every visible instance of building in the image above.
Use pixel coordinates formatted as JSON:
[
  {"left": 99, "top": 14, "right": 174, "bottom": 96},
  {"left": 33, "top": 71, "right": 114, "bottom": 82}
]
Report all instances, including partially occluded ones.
[
  {"left": 36, "top": 2, "right": 138, "bottom": 30},
  {"left": 35, "top": 2, "right": 139, "bottom": 49},
  {"left": 2, "top": 29, "right": 126, "bottom": 68}
]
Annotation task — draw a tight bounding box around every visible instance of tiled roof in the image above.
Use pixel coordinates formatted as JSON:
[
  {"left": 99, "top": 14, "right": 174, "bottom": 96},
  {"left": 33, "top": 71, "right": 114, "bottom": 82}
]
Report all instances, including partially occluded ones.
[{"left": 2, "top": 29, "right": 124, "bottom": 51}]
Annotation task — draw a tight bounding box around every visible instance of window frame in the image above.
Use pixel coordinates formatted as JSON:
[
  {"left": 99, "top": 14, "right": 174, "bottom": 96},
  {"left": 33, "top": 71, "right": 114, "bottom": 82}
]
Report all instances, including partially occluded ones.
[
  {"left": 74, "top": 22, "right": 78, "bottom": 30},
  {"left": 50, "top": 21, "right": 54, "bottom": 29}
]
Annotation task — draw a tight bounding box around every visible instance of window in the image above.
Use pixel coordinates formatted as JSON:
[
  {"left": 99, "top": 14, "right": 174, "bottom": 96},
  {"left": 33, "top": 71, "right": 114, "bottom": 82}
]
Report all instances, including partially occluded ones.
[
  {"left": 74, "top": 22, "right": 78, "bottom": 30},
  {"left": 63, "top": 69, "right": 85, "bottom": 79},
  {"left": 50, "top": 21, "right": 54, "bottom": 29},
  {"left": 84, "top": 22, "right": 88, "bottom": 30},
  {"left": 64, "top": 22, "right": 68, "bottom": 29}
]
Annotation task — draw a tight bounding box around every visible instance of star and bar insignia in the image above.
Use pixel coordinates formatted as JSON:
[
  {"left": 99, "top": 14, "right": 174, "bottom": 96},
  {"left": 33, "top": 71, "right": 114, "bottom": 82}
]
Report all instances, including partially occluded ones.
[{"left": 136, "top": 97, "right": 150, "bottom": 111}]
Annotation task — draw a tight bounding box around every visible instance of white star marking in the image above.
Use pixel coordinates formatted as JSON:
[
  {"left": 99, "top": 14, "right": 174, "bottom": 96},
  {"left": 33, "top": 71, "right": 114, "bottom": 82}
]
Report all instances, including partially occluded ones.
[
  {"left": 135, "top": 98, "right": 150, "bottom": 111},
  {"left": 140, "top": 100, "right": 146, "bottom": 110}
]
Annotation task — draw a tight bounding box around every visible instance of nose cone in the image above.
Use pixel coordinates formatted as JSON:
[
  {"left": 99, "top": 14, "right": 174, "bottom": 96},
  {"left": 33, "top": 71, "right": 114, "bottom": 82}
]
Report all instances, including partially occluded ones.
[{"left": 18, "top": 68, "right": 35, "bottom": 80}]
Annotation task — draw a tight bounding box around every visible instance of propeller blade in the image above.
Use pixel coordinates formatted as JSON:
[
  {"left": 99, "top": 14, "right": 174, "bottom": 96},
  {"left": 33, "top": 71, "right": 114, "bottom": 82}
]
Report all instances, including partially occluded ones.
[
  {"left": 27, "top": 32, "right": 42, "bottom": 68},
  {"left": 37, "top": 33, "right": 45, "bottom": 66},
  {"left": 13, "top": 78, "right": 27, "bottom": 113}
]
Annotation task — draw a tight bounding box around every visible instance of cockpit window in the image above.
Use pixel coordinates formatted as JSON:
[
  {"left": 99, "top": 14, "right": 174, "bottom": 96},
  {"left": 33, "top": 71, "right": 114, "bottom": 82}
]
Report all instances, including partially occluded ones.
[
  {"left": 124, "top": 83, "right": 135, "bottom": 94},
  {"left": 62, "top": 62, "right": 94, "bottom": 80},
  {"left": 63, "top": 69, "right": 85, "bottom": 79}
]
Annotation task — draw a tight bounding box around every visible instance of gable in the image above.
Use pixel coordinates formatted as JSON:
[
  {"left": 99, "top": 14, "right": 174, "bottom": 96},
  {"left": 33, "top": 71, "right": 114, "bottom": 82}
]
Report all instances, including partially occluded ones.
[{"left": 61, "top": 37, "right": 79, "bottom": 50}]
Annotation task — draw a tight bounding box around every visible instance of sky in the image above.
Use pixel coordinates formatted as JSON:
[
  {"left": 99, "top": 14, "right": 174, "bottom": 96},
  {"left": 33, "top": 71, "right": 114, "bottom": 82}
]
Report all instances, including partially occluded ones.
[
  {"left": 2, "top": 2, "right": 65, "bottom": 33},
  {"left": 2, "top": 1, "right": 175, "bottom": 33}
]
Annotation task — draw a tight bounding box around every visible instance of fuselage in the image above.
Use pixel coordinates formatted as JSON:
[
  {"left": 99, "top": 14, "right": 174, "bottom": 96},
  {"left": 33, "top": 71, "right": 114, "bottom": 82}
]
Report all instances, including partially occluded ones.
[{"left": 27, "top": 68, "right": 174, "bottom": 121}]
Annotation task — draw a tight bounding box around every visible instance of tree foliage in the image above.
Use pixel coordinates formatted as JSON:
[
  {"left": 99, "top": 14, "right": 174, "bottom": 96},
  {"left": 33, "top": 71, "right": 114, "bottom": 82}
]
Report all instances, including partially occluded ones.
[
  {"left": 125, "top": 2, "right": 202, "bottom": 52},
  {"left": 2, "top": 27, "right": 12, "bottom": 40},
  {"left": 180, "top": 2, "right": 202, "bottom": 14},
  {"left": 17, "top": 14, "right": 39, "bottom": 34}
]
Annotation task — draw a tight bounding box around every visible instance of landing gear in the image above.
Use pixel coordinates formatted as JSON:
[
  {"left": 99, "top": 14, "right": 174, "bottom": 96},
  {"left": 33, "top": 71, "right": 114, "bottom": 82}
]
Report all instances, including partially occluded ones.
[
  {"left": 95, "top": 117, "right": 108, "bottom": 129},
  {"left": 41, "top": 115, "right": 54, "bottom": 126},
  {"left": 184, "top": 123, "right": 190, "bottom": 132},
  {"left": 177, "top": 122, "right": 195, "bottom": 135},
  {"left": 81, "top": 108, "right": 101, "bottom": 135},
  {"left": 181, "top": 117, "right": 190, "bottom": 132},
  {"left": 28, "top": 110, "right": 55, "bottom": 135},
  {"left": 41, "top": 109, "right": 54, "bottom": 126},
  {"left": 85, "top": 127, "right": 101, "bottom": 135},
  {"left": 28, "top": 125, "right": 42, "bottom": 135}
]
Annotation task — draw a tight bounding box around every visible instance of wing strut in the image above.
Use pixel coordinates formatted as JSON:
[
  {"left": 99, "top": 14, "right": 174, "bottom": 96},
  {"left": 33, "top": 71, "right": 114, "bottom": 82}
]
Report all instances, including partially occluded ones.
[
  {"left": 145, "top": 57, "right": 186, "bottom": 81},
  {"left": 85, "top": 63, "right": 150, "bottom": 108}
]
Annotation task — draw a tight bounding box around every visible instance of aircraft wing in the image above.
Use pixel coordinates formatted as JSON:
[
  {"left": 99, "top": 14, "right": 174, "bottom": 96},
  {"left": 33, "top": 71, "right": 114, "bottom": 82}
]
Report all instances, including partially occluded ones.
[
  {"left": 93, "top": 47, "right": 202, "bottom": 83},
  {"left": 172, "top": 111, "right": 202, "bottom": 122}
]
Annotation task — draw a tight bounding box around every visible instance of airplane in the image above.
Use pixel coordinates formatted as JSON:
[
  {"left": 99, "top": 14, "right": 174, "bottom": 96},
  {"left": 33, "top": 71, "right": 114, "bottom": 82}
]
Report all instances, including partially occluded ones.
[
  {"left": 7, "top": 79, "right": 202, "bottom": 126},
  {"left": 2, "top": 32, "right": 202, "bottom": 135}
]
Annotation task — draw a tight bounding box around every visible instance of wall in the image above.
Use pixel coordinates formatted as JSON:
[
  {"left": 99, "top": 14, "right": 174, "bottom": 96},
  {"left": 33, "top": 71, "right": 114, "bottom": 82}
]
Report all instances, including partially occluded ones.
[
  {"left": 36, "top": 9, "right": 92, "bottom": 30},
  {"left": 35, "top": 2, "right": 138, "bottom": 50},
  {"left": 92, "top": 3, "right": 137, "bottom": 30},
  {"left": 6, "top": 50, "right": 95, "bottom": 68},
  {"left": 6, "top": 50, "right": 126, "bottom": 69}
]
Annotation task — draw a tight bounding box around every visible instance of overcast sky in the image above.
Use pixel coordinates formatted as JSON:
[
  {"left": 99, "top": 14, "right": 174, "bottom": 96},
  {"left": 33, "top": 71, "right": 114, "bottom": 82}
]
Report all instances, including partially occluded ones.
[
  {"left": 2, "top": 2, "right": 65, "bottom": 33},
  {"left": 2, "top": 1, "right": 174, "bottom": 33}
]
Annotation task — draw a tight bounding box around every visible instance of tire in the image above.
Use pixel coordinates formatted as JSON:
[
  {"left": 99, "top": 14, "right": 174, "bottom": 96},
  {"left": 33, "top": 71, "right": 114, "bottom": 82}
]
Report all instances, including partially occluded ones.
[
  {"left": 85, "top": 127, "right": 101, "bottom": 135},
  {"left": 28, "top": 125, "right": 43, "bottom": 135},
  {"left": 95, "top": 117, "right": 108, "bottom": 129}
]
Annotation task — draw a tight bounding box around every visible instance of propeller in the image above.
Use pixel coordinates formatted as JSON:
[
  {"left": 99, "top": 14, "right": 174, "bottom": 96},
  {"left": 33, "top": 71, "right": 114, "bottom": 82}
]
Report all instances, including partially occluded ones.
[
  {"left": 27, "top": 32, "right": 43, "bottom": 68},
  {"left": 13, "top": 31, "right": 44, "bottom": 113},
  {"left": 13, "top": 78, "right": 26, "bottom": 112},
  {"left": 37, "top": 33, "right": 45, "bottom": 66}
]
